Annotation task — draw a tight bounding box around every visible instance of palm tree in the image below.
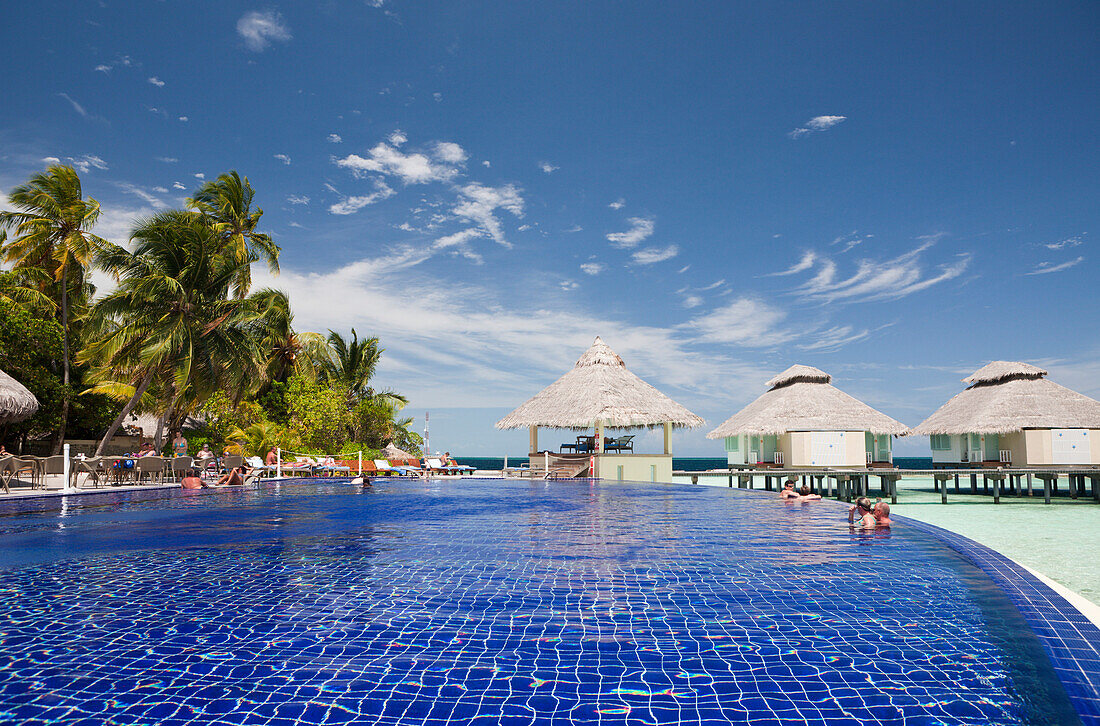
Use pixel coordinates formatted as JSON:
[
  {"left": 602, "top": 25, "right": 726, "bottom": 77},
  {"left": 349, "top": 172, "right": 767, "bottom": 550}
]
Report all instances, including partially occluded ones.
[
  {"left": 322, "top": 329, "right": 407, "bottom": 408},
  {"left": 82, "top": 210, "right": 267, "bottom": 454},
  {"left": 187, "top": 171, "right": 280, "bottom": 298},
  {"left": 249, "top": 287, "right": 303, "bottom": 385},
  {"left": 0, "top": 165, "right": 112, "bottom": 452}
]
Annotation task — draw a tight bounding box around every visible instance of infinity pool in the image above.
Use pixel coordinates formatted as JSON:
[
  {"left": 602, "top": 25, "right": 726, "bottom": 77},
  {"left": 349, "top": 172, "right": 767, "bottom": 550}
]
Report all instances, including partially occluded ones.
[{"left": 0, "top": 478, "right": 1088, "bottom": 725}]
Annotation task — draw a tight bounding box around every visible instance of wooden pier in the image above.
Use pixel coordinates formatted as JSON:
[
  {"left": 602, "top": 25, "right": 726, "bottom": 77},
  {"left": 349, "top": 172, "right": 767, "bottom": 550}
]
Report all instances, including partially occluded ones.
[{"left": 671, "top": 467, "right": 1100, "bottom": 505}]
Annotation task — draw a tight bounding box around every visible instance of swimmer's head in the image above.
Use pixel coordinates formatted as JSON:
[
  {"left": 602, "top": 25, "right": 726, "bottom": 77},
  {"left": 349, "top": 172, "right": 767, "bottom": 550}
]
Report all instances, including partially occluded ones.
[{"left": 799, "top": 485, "right": 811, "bottom": 496}]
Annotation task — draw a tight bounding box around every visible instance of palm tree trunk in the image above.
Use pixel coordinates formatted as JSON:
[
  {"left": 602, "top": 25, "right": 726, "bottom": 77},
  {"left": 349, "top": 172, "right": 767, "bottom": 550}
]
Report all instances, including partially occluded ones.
[
  {"left": 154, "top": 387, "right": 175, "bottom": 454},
  {"left": 52, "top": 264, "right": 70, "bottom": 455},
  {"left": 95, "top": 371, "right": 153, "bottom": 455}
]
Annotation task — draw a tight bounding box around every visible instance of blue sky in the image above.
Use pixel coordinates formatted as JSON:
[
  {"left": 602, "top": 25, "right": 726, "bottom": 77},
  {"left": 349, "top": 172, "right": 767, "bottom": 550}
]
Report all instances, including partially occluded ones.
[{"left": 2, "top": 1, "right": 1098, "bottom": 456}]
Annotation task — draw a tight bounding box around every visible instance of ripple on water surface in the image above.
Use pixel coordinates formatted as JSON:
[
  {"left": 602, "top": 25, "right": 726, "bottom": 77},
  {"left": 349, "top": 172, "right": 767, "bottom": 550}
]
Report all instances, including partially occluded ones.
[{"left": 0, "top": 478, "right": 1082, "bottom": 725}]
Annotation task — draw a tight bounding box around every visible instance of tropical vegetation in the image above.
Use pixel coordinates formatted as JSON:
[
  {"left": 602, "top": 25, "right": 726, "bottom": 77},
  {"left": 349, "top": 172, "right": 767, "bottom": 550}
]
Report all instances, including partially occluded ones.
[{"left": 0, "top": 165, "right": 420, "bottom": 459}]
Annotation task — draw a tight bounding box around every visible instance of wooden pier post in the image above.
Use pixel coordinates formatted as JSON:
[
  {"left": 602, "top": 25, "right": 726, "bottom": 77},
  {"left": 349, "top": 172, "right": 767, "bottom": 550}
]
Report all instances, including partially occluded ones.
[
  {"left": 970, "top": 473, "right": 977, "bottom": 494},
  {"left": 1026, "top": 472, "right": 1033, "bottom": 497},
  {"left": 1091, "top": 476, "right": 1099, "bottom": 503},
  {"left": 992, "top": 474, "right": 1000, "bottom": 504},
  {"left": 954, "top": 473, "right": 960, "bottom": 493},
  {"left": 1043, "top": 475, "right": 1051, "bottom": 504}
]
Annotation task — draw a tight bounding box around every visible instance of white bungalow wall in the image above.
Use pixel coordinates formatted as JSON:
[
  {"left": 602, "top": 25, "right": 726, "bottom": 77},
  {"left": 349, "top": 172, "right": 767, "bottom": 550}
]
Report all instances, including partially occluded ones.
[
  {"left": 787, "top": 431, "right": 867, "bottom": 467},
  {"left": 931, "top": 429, "right": 1100, "bottom": 466}
]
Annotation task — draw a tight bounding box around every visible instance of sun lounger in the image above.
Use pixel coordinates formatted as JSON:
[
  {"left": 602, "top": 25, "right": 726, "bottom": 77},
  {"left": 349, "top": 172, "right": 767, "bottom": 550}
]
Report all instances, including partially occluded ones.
[{"left": 424, "top": 458, "right": 461, "bottom": 475}]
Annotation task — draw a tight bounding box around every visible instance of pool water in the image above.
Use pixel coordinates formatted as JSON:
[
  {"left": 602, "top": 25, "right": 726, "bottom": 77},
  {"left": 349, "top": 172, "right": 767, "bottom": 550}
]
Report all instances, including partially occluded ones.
[{"left": 0, "top": 478, "right": 1084, "bottom": 725}]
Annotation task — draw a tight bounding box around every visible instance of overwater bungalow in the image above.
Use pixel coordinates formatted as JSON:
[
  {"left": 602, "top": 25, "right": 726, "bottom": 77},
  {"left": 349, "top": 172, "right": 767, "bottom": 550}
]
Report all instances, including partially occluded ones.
[
  {"left": 912, "top": 361, "right": 1100, "bottom": 467},
  {"left": 707, "top": 365, "right": 908, "bottom": 468},
  {"left": 495, "top": 336, "right": 703, "bottom": 480}
]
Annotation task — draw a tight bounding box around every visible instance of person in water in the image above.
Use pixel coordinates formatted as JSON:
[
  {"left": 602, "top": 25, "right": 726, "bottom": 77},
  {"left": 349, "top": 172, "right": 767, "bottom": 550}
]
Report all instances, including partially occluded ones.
[
  {"left": 780, "top": 479, "right": 799, "bottom": 499},
  {"left": 180, "top": 468, "right": 206, "bottom": 490},
  {"left": 873, "top": 501, "right": 892, "bottom": 527},
  {"left": 847, "top": 497, "right": 877, "bottom": 528},
  {"left": 797, "top": 484, "right": 821, "bottom": 501}
]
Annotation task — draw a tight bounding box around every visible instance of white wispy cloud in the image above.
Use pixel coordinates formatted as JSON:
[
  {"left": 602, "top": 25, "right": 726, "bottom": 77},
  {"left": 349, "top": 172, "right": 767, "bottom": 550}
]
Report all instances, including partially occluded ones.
[
  {"left": 148, "top": 76, "right": 165, "bottom": 87},
  {"left": 433, "top": 142, "right": 468, "bottom": 164},
  {"left": 172, "top": 182, "right": 187, "bottom": 190},
  {"left": 1044, "top": 236, "right": 1083, "bottom": 250},
  {"left": 797, "top": 325, "right": 871, "bottom": 352},
  {"left": 94, "top": 64, "right": 111, "bottom": 73},
  {"left": 798, "top": 243, "right": 971, "bottom": 302},
  {"left": 62, "top": 154, "right": 109, "bottom": 173},
  {"left": 155, "top": 156, "right": 178, "bottom": 163},
  {"left": 335, "top": 139, "right": 459, "bottom": 184},
  {"left": 632, "top": 245, "right": 679, "bottom": 265},
  {"left": 58, "top": 93, "right": 88, "bottom": 118},
  {"left": 682, "top": 297, "right": 793, "bottom": 347},
  {"left": 273, "top": 153, "right": 292, "bottom": 165},
  {"left": 287, "top": 195, "right": 310, "bottom": 205},
  {"left": 451, "top": 183, "right": 524, "bottom": 247},
  {"left": 388, "top": 130, "right": 407, "bottom": 146},
  {"left": 327, "top": 133, "right": 343, "bottom": 143},
  {"left": 683, "top": 295, "right": 703, "bottom": 308},
  {"left": 1025, "top": 256, "right": 1085, "bottom": 275},
  {"left": 116, "top": 182, "right": 168, "bottom": 209},
  {"left": 538, "top": 161, "right": 559, "bottom": 174},
  {"left": 606, "top": 217, "right": 654, "bottom": 249},
  {"left": 580, "top": 262, "right": 605, "bottom": 275},
  {"left": 789, "top": 115, "right": 847, "bottom": 139},
  {"left": 765, "top": 250, "right": 818, "bottom": 276},
  {"left": 609, "top": 198, "right": 625, "bottom": 210},
  {"left": 237, "top": 10, "right": 291, "bottom": 51},
  {"left": 194, "top": 172, "right": 205, "bottom": 179},
  {"left": 328, "top": 179, "right": 396, "bottom": 215},
  {"left": 178, "top": 116, "right": 188, "bottom": 122}
]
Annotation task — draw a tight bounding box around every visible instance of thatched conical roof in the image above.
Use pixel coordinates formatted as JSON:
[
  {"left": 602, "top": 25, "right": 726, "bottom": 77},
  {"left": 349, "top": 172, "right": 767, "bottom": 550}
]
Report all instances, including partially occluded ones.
[
  {"left": 0, "top": 368, "right": 39, "bottom": 423},
  {"left": 707, "top": 364, "right": 908, "bottom": 438},
  {"left": 383, "top": 442, "right": 417, "bottom": 460},
  {"left": 912, "top": 361, "right": 1100, "bottom": 435},
  {"left": 495, "top": 337, "right": 704, "bottom": 430}
]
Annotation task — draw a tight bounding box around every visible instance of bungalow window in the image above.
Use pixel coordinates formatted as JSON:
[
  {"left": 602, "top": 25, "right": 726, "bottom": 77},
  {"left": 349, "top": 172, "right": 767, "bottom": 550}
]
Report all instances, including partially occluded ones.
[{"left": 930, "top": 434, "right": 951, "bottom": 451}]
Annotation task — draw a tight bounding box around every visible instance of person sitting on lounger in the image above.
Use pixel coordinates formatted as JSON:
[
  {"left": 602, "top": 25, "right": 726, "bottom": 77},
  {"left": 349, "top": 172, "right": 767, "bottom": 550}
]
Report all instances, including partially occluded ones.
[
  {"left": 181, "top": 468, "right": 206, "bottom": 490},
  {"left": 873, "top": 501, "right": 892, "bottom": 527},
  {"left": 137, "top": 442, "right": 157, "bottom": 457},
  {"left": 847, "top": 497, "right": 877, "bottom": 528},
  {"left": 797, "top": 484, "right": 821, "bottom": 501},
  {"left": 265, "top": 447, "right": 278, "bottom": 466},
  {"left": 216, "top": 462, "right": 249, "bottom": 484},
  {"left": 780, "top": 478, "right": 799, "bottom": 499}
]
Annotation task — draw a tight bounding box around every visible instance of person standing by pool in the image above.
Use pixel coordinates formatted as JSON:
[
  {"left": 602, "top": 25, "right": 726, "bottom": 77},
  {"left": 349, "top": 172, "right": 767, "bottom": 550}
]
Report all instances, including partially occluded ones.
[
  {"left": 171, "top": 430, "right": 188, "bottom": 457},
  {"left": 848, "top": 498, "right": 877, "bottom": 528}
]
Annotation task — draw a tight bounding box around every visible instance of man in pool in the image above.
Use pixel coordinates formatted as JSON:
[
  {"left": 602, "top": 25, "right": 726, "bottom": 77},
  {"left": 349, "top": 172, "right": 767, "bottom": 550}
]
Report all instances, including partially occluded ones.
[
  {"left": 873, "top": 500, "right": 892, "bottom": 527},
  {"left": 847, "top": 497, "right": 877, "bottom": 528},
  {"left": 779, "top": 478, "right": 799, "bottom": 499}
]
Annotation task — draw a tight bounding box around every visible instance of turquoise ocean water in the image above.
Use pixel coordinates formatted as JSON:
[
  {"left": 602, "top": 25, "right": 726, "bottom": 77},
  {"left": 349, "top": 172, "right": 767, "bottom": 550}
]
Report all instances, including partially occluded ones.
[{"left": 456, "top": 456, "right": 935, "bottom": 471}]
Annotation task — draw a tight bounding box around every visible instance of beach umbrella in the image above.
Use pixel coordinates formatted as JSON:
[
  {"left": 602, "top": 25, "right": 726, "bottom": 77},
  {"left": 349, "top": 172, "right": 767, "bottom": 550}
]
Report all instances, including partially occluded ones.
[
  {"left": 382, "top": 442, "right": 417, "bottom": 460},
  {"left": 0, "top": 368, "right": 39, "bottom": 424}
]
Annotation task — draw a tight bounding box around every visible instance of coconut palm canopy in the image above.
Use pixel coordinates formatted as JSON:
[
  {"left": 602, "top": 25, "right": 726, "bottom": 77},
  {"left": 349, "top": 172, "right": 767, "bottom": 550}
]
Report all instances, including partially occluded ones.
[
  {"left": 707, "top": 365, "right": 908, "bottom": 439},
  {"left": 912, "top": 361, "right": 1100, "bottom": 435},
  {"left": 495, "top": 337, "right": 704, "bottom": 430},
  {"left": 0, "top": 367, "right": 39, "bottom": 423}
]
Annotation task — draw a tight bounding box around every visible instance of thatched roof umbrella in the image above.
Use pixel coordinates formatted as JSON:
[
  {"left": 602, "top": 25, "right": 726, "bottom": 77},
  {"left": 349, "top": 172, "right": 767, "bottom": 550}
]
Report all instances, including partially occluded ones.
[
  {"left": 496, "top": 337, "right": 703, "bottom": 452},
  {"left": 382, "top": 442, "right": 418, "bottom": 460},
  {"left": 707, "top": 365, "right": 908, "bottom": 438},
  {"left": 0, "top": 368, "right": 39, "bottom": 424},
  {"left": 912, "top": 361, "right": 1100, "bottom": 435}
]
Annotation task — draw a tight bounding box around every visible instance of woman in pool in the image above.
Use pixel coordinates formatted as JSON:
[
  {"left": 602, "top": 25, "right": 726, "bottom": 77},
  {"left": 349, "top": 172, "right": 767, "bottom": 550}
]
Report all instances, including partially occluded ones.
[
  {"left": 797, "top": 485, "right": 821, "bottom": 501},
  {"left": 847, "top": 497, "right": 877, "bottom": 528}
]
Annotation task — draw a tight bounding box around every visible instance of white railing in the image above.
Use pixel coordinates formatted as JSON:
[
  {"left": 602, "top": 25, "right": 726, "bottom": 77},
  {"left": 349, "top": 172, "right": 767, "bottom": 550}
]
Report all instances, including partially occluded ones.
[
  {"left": 866, "top": 452, "right": 873, "bottom": 464},
  {"left": 749, "top": 450, "right": 759, "bottom": 464},
  {"left": 999, "top": 449, "right": 1012, "bottom": 463},
  {"left": 773, "top": 452, "right": 783, "bottom": 465}
]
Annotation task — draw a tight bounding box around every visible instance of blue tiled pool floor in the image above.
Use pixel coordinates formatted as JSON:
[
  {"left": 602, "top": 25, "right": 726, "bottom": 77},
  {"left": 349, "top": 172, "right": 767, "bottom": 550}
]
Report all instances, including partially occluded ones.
[{"left": 0, "top": 478, "right": 1087, "bottom": 724}]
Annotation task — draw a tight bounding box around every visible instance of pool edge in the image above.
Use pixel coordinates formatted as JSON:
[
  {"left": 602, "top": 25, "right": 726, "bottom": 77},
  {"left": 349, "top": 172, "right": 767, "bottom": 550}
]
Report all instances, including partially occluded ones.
[{"left": 896, "top": 513, "right": 1100, "bottom": 724}]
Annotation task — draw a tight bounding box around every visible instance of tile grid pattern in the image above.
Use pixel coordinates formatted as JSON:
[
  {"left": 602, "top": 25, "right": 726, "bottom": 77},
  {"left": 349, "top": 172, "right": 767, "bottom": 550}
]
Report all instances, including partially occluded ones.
[{"left": 899, "top": 514, "right": 1100, "bottom": 725}]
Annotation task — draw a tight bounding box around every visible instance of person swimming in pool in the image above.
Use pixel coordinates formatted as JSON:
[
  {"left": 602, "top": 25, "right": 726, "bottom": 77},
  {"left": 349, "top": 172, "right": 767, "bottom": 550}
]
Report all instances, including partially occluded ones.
[
  {"left": 873, "top": 500, "right": 892, "bottom": 527},
  {"left": 780, "top": 478, "right": 799, "bottom": 499},
  {"left": 797, "top": 484, "right": 821, "bottom": 501},
  {"left": 847, "top": 497, "right": 877, "bottom": 528}
]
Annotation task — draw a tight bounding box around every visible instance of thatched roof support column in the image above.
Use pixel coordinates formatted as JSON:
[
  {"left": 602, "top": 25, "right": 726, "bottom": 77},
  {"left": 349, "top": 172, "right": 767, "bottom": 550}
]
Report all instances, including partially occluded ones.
[
  {"left": 663, "top": 422, "right": 671, "bottom": 455},
  {"left": 529, "top": 426, "right": 538, "bottom": 455},
  {"left": 595, "top": 421, "right": 604, "bottom": 453}
]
